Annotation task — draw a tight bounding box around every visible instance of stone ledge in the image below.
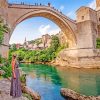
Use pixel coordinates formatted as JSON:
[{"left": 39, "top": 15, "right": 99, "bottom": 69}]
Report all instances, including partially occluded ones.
[{"left": 60, "top": 88, "right": 100, "bottom": 100}]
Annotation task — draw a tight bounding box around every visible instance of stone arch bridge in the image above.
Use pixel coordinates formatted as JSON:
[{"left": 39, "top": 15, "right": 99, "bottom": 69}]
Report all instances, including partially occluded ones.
[{"left": 0, "top": 0, "right": 100, "bottom": 68}]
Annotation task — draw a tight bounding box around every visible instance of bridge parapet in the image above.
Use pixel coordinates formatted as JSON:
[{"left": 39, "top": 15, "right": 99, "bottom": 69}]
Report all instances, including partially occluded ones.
[{"left": 8, "top": 3, "right": 76, "bottom": 24}]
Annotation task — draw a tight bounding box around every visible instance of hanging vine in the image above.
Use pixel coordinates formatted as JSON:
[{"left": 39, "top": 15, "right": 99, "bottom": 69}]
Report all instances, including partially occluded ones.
[{"left": 0, "top": 16, "right": 9, "bottom": 45}]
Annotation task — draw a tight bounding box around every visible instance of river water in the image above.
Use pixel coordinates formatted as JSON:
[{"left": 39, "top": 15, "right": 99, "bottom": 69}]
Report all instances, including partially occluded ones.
[{"left": 20, "top": 64, "right": 100, "bottom": 100}]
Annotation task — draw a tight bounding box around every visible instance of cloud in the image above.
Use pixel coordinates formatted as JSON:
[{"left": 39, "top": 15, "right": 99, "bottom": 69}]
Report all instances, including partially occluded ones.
[
  {"left": 88, "top": 0, "right": 96, "bottom": 9},
  {"left": 39, "top": 24, "right": 61, "bottom": 35},
  {"left": 59, "top": 5, "right": 64, "bottom": 11},
  {"left": 66, "top": 11, "right": 73, "bottom": 17},
  {"left": 39, "top": 25, "right": 50, "bottom": 35},
  {"left": 48, "top": 28, "right": 61, "bottom": 35}
]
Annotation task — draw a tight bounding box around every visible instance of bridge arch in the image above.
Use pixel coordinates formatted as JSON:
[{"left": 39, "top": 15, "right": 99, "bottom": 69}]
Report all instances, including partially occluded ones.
[{"left": 8, "top": 5, "right": 77, "bottom": 48}]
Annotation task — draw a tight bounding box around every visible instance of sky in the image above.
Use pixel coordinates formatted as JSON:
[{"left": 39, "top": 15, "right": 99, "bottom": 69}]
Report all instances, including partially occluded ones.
[{"left": 8, "top": 0, "right": 96, "bottom": 44}]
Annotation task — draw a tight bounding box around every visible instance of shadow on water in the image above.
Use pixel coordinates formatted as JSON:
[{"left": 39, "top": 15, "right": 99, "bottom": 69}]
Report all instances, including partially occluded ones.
[{"left": 20, "top": 64, "right": 100, "bottom": 100}]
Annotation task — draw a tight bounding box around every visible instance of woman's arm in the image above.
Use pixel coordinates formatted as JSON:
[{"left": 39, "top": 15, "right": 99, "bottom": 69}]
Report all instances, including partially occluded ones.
[
  {"left": 12, "top": 61, "right": 16, "bottom": 79},
  {"left": 13, "top": 71, "right": 16, "bottom": 79}
]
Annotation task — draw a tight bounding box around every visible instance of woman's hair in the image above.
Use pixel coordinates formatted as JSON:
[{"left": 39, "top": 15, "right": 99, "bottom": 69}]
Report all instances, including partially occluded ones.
[{"left": 12, "top": 54, "right": 17, "bottom": 59}]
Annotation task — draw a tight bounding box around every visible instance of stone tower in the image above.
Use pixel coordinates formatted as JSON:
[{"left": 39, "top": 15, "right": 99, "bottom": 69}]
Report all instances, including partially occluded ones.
[
  {"left": 0, "top": 0, "right": 8, "bottom": 8},
  {"left": 76, "top": 6, "right": 97, "bottom": 56},
  {"left": 96, "top": 0, "right": 100, "bottom": 37},
  {"left": 96, "top": 0, "right": 100, "bottom": 10},
  {"left": 0, "top": 0, "right": 8, "bottom": 20}
]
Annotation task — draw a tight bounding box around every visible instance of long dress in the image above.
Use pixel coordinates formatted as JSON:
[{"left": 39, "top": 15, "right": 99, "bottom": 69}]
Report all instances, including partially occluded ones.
[{"left": 10, "top": 61, "right": 22, "bottom": 97}]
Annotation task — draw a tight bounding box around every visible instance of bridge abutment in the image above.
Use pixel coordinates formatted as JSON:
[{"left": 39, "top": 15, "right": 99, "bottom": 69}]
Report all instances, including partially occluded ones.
[
  {"left": 76, "top": 6, "right": 98, "bottom": 57},
  {"left": 53, "top": 5, "right": 100, "bottom": 68}
]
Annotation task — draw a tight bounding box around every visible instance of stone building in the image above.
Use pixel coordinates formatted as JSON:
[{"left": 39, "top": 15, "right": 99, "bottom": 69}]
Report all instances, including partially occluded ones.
[
  {"left": 42, "top": 34, "right": 51, "bottom": 48},
  {"left": 23, "top": 37, "right": 29, "bottom": 49},
  {"left": 22, "top": 34, "right": 52, "bottom": 50}
]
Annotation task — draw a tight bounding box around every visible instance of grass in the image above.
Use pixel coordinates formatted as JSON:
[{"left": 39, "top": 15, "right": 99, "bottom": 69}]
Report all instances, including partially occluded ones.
[{"left": 22, "top": 93, "right": 33, "bottom": 100}]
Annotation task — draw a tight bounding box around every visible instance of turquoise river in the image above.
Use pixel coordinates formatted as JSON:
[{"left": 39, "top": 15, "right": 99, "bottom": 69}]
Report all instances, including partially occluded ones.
[{"left": 20, "top": 64, "right": 100, "bottom": 100}]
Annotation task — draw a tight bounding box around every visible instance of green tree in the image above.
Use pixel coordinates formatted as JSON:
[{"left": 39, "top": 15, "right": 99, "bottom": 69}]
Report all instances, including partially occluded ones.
[
  {"left": 50, "top": 35, "right": 60, "bottom": 52},
  {"left": 11, "top": 44, "right": 17, "bottom": 51},
  {"left": 9, "top": 35, "right": 62, "bottom": 62}
]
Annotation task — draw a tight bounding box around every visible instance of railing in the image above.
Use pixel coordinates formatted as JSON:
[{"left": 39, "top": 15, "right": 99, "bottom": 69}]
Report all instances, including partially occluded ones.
[{"left": 8, "top": 3, "right": 76, "bottom": 23}]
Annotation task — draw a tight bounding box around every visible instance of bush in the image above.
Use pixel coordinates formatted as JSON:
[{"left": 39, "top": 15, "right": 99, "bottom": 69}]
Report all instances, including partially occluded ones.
[
  {"left": 20, "top": 74, "right": 26, "bottom": 84},
  {"left": 0, "top": 65, "right": 12, "bottom": 78}
]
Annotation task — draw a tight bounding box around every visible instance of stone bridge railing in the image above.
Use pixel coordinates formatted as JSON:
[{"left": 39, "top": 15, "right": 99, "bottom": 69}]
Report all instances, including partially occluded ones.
[{"left": 8, "top": 3, "right": 76, "bottom": 24}]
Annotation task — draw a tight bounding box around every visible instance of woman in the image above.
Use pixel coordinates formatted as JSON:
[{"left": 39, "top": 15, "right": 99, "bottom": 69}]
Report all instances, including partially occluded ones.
[{"left": 10, "top": 54, "right": 22, "bottom": 98}]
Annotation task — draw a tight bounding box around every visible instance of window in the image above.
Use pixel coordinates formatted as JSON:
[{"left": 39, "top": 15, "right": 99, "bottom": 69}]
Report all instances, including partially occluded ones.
[
  {"left": 82, "top": 16, "right": 84, "bottom": 20},
  {"left": 99, "top": 18, "right": 100, "bottom": 21}
]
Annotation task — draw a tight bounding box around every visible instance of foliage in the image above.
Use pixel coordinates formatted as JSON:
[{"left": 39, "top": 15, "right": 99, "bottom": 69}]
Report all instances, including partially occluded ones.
[
  {"left": 10, "top": 44, "right": 17, "bottom": 51},
  {"left": 0, "top": 55, "right": 9, "bottom": 64},
  {"left": 0, "top": 17, "right": 9, "bottom": 44},
  {"left": 9, "top": 35, "right": 65, "bottom": 62},
  {"left": 96, "top": 38, "right": 100, "bottom": 48},
  {"left": 22, "top": 93, "right": 33, "bottom": 100},
  {"left": 0, "top": 57, "right": 11, "bottom": 78},
  {"left": 29, "top": 38, "right": 42, "bottom": 45},
  {"left": 20, "top": 74, "right": 26, "bottom": 84},
  {"left": 0, "top": 65, "right": 12, "bottom": 78},
  {"left": 50, "top": 35, "right": 60, "bottom": 52}
]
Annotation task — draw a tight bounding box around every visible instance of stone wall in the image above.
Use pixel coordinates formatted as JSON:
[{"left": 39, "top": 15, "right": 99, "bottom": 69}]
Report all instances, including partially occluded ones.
[
  {"left": 53, "top": 48, "right": 100, "bottom": 68},
  {"left": 0, "top": 45, "right": 9, "bottom": 58},
  {"left": 97, "top": 10, "right": 100, "bottom": 38},
  {"left": 57, "top": 31, "right": 68, "bottom": 47}
]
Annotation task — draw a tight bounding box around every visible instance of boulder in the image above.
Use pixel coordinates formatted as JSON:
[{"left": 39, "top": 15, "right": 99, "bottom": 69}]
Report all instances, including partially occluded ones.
[{"left": 60, "top": 88, "right": 100, "bottom": 100}]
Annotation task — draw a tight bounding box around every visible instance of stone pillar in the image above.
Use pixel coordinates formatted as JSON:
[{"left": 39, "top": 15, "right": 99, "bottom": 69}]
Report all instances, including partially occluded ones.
[
  {"left": 76, "top": 7, "right": 97, "bottom": 57},
  {"left": 0, "top": 32, "right": 10, "bottom": 58},
  {"left": 0, "top": 0, "right": 10, "bottom": 58}
]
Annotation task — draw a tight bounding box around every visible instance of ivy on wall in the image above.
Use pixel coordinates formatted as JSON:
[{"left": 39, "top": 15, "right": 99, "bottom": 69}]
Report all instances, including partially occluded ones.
[{"left": 0, "top": 17, "right": 9, "bottom": 45}]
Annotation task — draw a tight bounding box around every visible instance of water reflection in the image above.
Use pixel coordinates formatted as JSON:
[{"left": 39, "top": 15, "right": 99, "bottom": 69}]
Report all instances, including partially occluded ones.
[
  {"left": 20, "top": 64, "right": 100, "bottom": 100},
  {"left": 56, "top": 67, "right": 100, "bottom": 96},
  {"left": 20, "top": 64, "right": 63, "bottom": 100}
]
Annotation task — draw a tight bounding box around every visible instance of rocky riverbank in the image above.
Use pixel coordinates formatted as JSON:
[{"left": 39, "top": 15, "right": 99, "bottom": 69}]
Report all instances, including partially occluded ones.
[
  {"left": 50, "top": 49, "right": 100, "bottom": 69},
  {"left": 0, "top": 78, "right": 28, "bottom": 100},
  {"left": 36, "top": 47, "right": 100, "bottom": 69},
  {"left": 60, "top": 88, "right": 100, "bottom": 100}
]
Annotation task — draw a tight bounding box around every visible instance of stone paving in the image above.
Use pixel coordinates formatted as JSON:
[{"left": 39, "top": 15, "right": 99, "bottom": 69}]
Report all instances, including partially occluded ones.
[{"left": 0, "top": 78, "right": 28, "bottom": 100}]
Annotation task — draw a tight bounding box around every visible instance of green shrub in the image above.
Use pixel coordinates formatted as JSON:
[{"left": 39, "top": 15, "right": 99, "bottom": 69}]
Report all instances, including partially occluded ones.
[
  {"left": 0, "top": 65, "right": 12, "bottom": 78},
  {"left": 9, "top": 35, "right": 65, "bottom": 62}
]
